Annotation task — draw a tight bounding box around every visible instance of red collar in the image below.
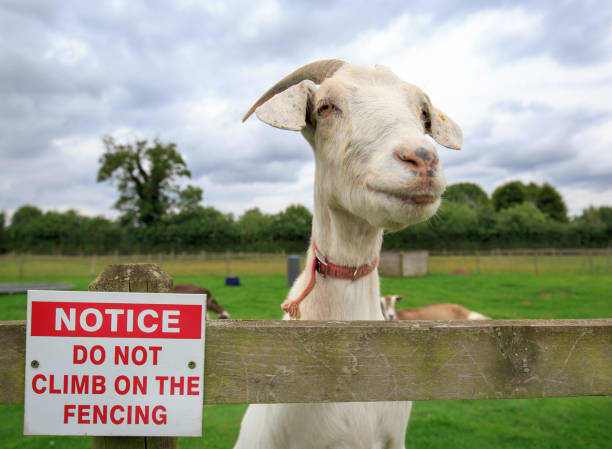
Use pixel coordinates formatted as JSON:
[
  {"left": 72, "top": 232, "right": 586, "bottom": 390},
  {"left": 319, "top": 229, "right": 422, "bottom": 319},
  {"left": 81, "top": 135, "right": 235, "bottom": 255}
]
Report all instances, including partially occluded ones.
[
  {"left": 312, "top": 240, "right": 379, "bottom": 281},
  {"left": 281, "top": 240, "right": 379, "bottom": 318}
]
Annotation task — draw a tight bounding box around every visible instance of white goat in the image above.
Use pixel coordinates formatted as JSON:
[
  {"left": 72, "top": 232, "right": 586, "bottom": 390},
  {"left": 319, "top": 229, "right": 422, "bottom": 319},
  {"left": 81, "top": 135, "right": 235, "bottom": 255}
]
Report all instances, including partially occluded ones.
[
  {"left": 234, "top": 60, "right": 462, "bottom": 449},
  {"left": 380, "top": 295, "right": 489, "bottom": 321}
]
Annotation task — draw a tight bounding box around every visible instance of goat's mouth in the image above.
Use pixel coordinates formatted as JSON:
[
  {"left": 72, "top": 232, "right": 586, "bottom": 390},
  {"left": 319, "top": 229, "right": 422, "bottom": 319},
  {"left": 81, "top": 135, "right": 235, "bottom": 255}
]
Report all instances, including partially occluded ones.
[{"left": 367, "top": 185, "right": 438, "bottom": 205}]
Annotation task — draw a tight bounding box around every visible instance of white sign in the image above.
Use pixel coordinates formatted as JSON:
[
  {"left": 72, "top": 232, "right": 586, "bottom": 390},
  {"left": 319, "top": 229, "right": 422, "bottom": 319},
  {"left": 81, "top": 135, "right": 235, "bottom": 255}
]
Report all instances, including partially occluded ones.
[{"left": 24, "top": 290, "right": 206, "bottom": 437}]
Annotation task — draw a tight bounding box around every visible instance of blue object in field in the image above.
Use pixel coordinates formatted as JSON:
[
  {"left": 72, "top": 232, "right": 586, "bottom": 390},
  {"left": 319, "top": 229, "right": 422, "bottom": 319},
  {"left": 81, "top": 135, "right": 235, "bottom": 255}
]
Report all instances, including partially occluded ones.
[{"left": 225, "top": 276, "right": 240, "bottom": 286}]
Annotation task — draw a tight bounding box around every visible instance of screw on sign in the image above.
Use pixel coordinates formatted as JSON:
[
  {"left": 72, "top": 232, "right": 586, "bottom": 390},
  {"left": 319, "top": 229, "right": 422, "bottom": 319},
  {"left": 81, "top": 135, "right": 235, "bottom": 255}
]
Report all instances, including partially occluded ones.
[{"left": 24, "top": 290, "right": 206, "bottom": 437}]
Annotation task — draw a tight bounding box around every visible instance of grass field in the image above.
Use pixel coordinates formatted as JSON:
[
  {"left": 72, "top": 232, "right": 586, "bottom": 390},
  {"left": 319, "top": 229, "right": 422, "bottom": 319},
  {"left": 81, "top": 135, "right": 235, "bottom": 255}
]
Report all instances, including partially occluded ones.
[{"left": 0, "top": 255, "right": 611, "bottom": 448}]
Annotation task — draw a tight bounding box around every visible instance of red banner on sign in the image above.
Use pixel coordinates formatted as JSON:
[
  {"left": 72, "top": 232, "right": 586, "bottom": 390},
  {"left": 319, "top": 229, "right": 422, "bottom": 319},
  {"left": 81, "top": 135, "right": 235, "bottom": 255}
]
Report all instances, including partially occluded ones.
[{"left": 30, "top": 302, "right": 203, "bottom": 339}]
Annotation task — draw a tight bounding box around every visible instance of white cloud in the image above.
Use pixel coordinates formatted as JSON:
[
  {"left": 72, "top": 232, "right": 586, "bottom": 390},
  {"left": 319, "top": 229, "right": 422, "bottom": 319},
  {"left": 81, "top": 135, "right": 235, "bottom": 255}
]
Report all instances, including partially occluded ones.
[
  {"left": 571, "top": 119, "right": 612, "bottom": 169},
  {"left": 0, "top": 0, "right": 611, "bottom": 222},
  {"left": 561, "top": 186, "right": 612, "bottom": 217},
  {"left": 324, "top": 6, "right": 612, "bottom": 216}
]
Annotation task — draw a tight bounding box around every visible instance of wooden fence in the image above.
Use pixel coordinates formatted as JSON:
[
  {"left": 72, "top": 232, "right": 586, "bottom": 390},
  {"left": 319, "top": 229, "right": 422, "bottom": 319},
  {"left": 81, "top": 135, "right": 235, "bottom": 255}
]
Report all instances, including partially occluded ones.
[
  {"left": 1, "top": 263, "right": 611, "bottom": 448},
  {"left": 430, "top": 248, "right": 612, "bottom": 256}
]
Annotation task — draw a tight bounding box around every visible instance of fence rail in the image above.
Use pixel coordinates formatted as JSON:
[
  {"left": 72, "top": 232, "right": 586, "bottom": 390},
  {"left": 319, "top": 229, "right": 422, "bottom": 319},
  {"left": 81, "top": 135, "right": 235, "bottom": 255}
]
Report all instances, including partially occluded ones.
[
  {"left": 1, "top": 251, "right": 287, "bottom": 262},
  {"left": 429, "top": 248, "right": 612, "bottom": 257},
  {"left": 3, "top": 249, "right": 611, "bottom": 279},
  {"left": 2, "top": 248, "right": 611, "bottom": 260},
  {"left": 2, "top": 318, "right": 611, "bottom": 405}
]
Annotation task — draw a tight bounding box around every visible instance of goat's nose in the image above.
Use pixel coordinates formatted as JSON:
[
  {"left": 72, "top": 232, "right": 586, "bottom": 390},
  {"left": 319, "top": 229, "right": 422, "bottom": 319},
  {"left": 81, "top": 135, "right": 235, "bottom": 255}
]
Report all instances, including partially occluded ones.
[{"left": 394, "top": 146, "right": 438, "bottom": 177}]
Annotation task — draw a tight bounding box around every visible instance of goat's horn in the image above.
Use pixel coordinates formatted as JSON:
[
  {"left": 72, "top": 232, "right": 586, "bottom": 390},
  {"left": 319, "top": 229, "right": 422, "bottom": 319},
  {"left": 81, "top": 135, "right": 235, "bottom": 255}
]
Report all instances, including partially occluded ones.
[{"left": 242, "top": 59, "right": 345, "bottom": 122}]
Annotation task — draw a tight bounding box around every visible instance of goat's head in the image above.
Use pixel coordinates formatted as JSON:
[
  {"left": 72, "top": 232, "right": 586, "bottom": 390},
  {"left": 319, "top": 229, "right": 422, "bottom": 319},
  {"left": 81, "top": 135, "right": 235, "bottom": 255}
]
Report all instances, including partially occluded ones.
[
  {"left": 244, "top": 60, "right": 462, "bottom": 231},
  {"left": 380, "top": 295, "right": 402, "bottom": 320}
]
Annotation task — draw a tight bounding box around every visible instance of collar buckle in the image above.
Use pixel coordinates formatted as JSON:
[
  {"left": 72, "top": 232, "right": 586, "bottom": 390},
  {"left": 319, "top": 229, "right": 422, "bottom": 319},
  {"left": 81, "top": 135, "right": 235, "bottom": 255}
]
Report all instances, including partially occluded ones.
[{"left": 316, "top": 256, "right": 329, "bottom": 278}]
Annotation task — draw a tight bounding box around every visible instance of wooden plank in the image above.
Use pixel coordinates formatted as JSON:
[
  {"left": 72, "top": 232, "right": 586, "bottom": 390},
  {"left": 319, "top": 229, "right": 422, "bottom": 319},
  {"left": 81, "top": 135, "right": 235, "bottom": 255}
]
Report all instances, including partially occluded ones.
[
  {"left": 2, "top": 319, "right": 611, "bottom": 406},
  {"left": 0, "top": 320, "right": 26, "bottom": 404},
  {"left": 88, "top": 263, "right": 176, "bottom": 449},
  {"left": 203, "top": 319, "right": 612, "bottom": 403}
]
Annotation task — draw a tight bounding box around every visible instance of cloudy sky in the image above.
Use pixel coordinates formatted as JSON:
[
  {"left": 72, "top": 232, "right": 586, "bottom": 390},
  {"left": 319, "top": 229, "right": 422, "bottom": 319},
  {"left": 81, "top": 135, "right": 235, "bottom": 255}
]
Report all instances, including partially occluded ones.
[{"left": 1, "top": 0, "right": 611, "bottom": 221}]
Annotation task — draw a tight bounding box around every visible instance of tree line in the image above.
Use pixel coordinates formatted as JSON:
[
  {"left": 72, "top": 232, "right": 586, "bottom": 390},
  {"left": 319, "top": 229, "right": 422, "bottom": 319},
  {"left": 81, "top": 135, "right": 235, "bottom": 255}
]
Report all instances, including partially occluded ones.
[
  {"left": 2, "top": 186, "right": 610, "bottom": 255},
  {"left": 0, "top": 204, "right": 313, "bottom": 255},
  {"left": 384, "top": 182, "right": 611, "bottom": 251},
  {"left": 1, "top": 137, "right": 610, "bottom": 255}
]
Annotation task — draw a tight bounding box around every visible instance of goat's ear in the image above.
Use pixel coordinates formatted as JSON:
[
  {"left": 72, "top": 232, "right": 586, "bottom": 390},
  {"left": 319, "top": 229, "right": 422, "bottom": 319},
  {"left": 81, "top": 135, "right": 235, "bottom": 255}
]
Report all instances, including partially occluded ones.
[
  {"left": 428, "top": 105, "right": 462, "bottom": 150},
  {"left": 255, "top": 80, "right": 315, "bottom": 131}
]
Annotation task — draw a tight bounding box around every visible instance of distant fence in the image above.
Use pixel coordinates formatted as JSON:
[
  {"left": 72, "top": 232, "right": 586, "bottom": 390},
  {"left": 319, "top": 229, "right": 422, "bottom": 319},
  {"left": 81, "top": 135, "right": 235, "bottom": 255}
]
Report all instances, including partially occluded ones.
[
  {"left": 428, "top": 248, "right": 612, "bottom": 275},
  {"left": 430, "top": 248, "right": 612, "bottom": 257},
  {"left": 1, "top": 249, "right": 611, "bottom": 279}
]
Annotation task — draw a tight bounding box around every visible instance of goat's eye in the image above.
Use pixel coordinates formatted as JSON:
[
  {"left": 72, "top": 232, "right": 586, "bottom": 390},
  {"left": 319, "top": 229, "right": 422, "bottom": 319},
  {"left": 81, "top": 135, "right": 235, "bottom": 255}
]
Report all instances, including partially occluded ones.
[
  {"left": 317, "top": 102, "right": 336, "bottom": 119},
  {"left": 421, "top": 107, "right": 432, "bottom": 131}
]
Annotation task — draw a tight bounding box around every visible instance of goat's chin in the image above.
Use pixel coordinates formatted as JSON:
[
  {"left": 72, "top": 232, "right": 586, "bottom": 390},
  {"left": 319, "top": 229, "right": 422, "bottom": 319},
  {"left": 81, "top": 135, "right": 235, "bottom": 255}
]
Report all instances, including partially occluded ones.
[{"left": 365, "top": 193, "right": 441, "bottom": 230}]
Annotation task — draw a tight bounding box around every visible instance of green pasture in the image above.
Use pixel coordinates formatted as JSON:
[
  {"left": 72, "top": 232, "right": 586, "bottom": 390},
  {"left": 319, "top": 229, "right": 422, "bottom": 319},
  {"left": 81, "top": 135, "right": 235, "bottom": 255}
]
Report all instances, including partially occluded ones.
[{"left": 0, "top": 255, "right": 611, "bottom": 448}]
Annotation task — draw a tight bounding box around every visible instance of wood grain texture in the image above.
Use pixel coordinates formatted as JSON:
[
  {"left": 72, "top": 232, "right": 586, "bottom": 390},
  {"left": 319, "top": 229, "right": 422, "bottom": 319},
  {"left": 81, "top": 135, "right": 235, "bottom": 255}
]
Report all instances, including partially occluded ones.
[
  {"left": 203, "top": 319, "right": 612, "bottom": 403},
  {"left": 4, "top": 319, "right": 610, "bottom": 405},
  {"left": 91, "top": 437, "right": 177, "bottom": 449},
  {"left": 88, "top": 263, "right": 173, "bottom": 294},
  {"left": 0, "top": 320, "right": 26, "bottom": 404},
  {"left": 88, "top": 264, "right": 175, "bottom": 449}
]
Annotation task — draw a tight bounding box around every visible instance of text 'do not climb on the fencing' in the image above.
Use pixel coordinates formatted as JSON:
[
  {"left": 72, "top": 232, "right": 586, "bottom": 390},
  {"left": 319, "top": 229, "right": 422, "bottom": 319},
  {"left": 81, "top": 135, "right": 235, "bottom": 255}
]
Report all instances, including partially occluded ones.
[{"left": 24, "top": 290, "right": 206, "bottom": 437}]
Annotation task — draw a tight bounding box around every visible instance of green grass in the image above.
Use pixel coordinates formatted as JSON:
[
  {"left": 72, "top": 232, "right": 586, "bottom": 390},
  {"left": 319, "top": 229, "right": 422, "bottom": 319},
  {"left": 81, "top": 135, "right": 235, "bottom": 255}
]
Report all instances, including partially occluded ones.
[
  {"left": 1, "top": 257, "right": 611, "bottom": 448},
  {"left": 406, "top": 397, "right": 612, "bottom": 449},
  {"left": 381, "top": 272, "right": 612, "bottom": 319}
]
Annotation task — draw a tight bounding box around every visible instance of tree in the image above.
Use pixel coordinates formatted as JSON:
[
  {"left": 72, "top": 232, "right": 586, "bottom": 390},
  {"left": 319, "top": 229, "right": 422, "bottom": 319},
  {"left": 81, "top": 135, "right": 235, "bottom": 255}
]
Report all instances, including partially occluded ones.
[
  {"left": 495, "top": 202, "right": 551, "bottom": 246},
  {"left": 600, "top": 206, "right": 612, "bottom": 229},
  {"left": 444, "top": 182, "right": 490, "bottom": 209},
  {"left": 10, "top": 205, "right": 43, "bottom": 228},
  {"left": 237, "top": 208, "right": 273, "bottom": 249},
  {"left": 165, "top": 207, "right": 237, "bottom": 252},
  {"left": 524, "top": 182, "right": 540, "bottom": 203},
  {"left": 8, "top": 205, "right": 44, "bottom": 252},
  {"left": 97, "top": 136, "right": 201, "bottom": 226},
  {"left": 270, "top": 205, "right": 312, "bottom": 252},
  {"left": 176, "top": 185, "right": 204, "bottom": 214},
  {"left": 533, "top": 183, "right": 568, "bottom": 222},
  {"left": 502, "top": 181, "right": 568, "bottom": 222},
  {"left": 575, "top": 206, "right": 612, "bottom": 246},
  {"left": 492, "top": 181, "right": 526, "bottom": 211}
]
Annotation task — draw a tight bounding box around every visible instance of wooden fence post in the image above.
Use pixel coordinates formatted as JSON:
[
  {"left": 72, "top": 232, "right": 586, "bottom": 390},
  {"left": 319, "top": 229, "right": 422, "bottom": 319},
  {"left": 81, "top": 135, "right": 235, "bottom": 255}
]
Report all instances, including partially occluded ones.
[
  {"left": 88, "top": 263, "right": 176, "bottom": 449},
  {"left": 89, "top": 255, "right": 97, "bottom": 277},
  {"left": 225, "top": 250, "right": 231, "bottom": 277}
]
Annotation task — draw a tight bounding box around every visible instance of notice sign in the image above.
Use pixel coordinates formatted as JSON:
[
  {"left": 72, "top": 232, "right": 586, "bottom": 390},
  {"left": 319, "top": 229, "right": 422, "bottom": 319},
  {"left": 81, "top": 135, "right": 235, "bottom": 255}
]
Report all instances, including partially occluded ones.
[{"left": 24, "top": 290, "right": 206, "bottom": 437}]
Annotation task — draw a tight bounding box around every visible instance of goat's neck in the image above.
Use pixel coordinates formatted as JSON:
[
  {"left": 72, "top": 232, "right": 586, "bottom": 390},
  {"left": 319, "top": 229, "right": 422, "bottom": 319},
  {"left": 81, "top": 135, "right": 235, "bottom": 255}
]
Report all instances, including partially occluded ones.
[
  {"left": 311, "top": 159, "right": 383, "bottom": 264},
  {"left": 296, "top": 174, "right": 384, "bottom": 320},
  {"left": 311, "top": 204, "right": 382, "bottom": 266}
]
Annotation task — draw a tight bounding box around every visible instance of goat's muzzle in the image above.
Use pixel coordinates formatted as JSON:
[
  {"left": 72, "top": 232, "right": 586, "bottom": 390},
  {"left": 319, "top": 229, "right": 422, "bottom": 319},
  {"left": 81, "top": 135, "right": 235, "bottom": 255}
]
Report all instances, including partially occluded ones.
[{"left": 394, "top": 146, "right": 439, "bottom": 179}]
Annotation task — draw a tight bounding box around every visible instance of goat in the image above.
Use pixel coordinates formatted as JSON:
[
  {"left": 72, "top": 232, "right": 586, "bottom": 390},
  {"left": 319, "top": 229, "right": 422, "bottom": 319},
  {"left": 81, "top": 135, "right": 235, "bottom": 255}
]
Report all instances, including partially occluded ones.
[
  {"left": 234, "top": 60, "right": 462, "bottom": 449},
  {"left": 380, "top": 295, "right": 489, "bottom": 321},
  {"left": 172, "top": 283, "right": 230, "bottom": 319}
]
